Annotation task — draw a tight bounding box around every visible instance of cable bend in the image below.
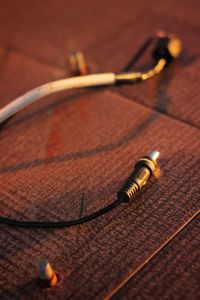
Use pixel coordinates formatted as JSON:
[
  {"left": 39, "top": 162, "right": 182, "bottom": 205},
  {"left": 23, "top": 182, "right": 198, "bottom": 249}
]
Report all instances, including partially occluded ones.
[
  {"left": 0, "top": 58, "right": 166, "bottom": 228},
  {"left": 0, "top": 73, "right": 116, "bottom": 124}
]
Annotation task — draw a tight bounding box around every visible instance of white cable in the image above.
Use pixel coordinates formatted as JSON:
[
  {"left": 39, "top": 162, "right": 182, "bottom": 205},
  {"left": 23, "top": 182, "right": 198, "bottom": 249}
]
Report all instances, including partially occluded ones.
[{"left": 0, "top": 73, "right": 116, "bottom": 124}]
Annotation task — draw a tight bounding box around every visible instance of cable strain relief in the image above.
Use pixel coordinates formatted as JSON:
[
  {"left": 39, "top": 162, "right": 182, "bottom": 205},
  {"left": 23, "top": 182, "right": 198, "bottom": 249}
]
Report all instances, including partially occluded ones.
[{"left": 117, "top": 182, "right": 139, "bottom": 202}]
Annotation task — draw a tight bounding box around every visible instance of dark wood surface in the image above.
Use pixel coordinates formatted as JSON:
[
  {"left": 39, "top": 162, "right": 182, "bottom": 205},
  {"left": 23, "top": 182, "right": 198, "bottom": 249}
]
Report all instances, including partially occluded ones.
[{"left": 0, "top": 1, "right": 199, "bottom": 299}]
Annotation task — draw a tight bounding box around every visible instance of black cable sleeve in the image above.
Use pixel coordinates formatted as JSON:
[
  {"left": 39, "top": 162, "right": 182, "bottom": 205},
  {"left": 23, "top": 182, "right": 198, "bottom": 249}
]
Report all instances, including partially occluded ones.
[
  {"left": 122, "top": 36, "right": 153, "bottom": 72},
  {"left": 0, "top": 198, "right": 123, "bottom": 228}
]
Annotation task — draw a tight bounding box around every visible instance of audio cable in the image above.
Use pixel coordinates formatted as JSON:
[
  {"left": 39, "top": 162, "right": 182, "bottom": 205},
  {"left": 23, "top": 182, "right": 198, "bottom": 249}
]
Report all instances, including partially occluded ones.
[
  {"left": 0, "top": 151, "right": 160, "bottom": 228},
  {"left": 0, "top": 32, "right": 181, "bottom": 124},
  {"left": 0, "top": 32, "right": 181, "bottom": 228}
]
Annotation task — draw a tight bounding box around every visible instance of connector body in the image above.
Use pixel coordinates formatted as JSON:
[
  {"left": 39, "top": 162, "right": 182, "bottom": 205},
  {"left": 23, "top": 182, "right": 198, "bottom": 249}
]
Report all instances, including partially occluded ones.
[
  {"left": 152, "top": 32, "right": 182, "bottom": 63},
  {"left": 117, "top": 151, "right": 159, "bottom": 202}
]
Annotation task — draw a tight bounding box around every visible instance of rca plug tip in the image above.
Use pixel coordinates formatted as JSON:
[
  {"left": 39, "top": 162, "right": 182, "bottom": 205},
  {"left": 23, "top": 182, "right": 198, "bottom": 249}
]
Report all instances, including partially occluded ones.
[
  {"left": 38, "top": 261, "right": 58, "bottom": 287},
  {"left": 117, "top": 151, "right": 160, "bottom": 202},
  {"left": 149, "top": 150, "right": 160, "bottom": 162}
]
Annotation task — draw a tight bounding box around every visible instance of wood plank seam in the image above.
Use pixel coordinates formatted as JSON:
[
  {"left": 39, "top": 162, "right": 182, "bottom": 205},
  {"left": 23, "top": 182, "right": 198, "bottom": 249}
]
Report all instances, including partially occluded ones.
[{"left": 104, "top": 209, "right": 200, "bottom": 300}]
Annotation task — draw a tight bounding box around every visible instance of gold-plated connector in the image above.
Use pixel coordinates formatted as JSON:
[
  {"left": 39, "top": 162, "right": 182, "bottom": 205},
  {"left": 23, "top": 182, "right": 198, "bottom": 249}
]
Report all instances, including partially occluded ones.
[
  {"left": 156, "top": 31, "right": 182, "bottom": 59},
  {"left": 115, "top": 31, "right": 181, "bottom": 85},
  {"left": 115, "top": 72, "right": 142, "bottom": 84},
  {"left": 68, "top": 51, "right": 89, "bottom": 76},
  {"left": 38, "top": 261, "right": 58, "bottom": 288},
  {"left": 117, "top": 151, "right": 160, "bottom": 202},
  {"left": 115, "top": 59, "right": 166, "bottom": 84}
]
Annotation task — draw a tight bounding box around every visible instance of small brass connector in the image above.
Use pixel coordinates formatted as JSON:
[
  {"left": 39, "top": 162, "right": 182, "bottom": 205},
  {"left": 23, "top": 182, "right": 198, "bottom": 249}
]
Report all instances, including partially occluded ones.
[
  {"left": 117, "top": 151, "right": 160, "bottom": 202},
  {"left": 68, "top": 51, "right": 89, "bottom": 76},
  {"left": 38, "top": 261, "right": 58, "bottom": 287}
]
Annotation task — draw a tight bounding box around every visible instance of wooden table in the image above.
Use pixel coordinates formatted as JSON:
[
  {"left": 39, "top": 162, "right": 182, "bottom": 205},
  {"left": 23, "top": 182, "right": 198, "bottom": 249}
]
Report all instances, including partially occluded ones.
[{"left": 0, "top": 1, "right": 199, "bottom": 299}]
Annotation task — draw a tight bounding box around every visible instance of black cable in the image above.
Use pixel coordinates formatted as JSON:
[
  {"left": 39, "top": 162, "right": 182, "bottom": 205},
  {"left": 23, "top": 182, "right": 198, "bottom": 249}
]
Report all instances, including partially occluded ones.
[
  {"left": 0, "top": 198, "right": 123, "bottom": 228},
  {"left": 0, "top": 38, "right": 152, "bottom": 229},
  {"left": 122, "top": 36, "right": 153, "bottom": 72},
  {"left": 0, "top": 32, "right": 181, "bottom": 229}
]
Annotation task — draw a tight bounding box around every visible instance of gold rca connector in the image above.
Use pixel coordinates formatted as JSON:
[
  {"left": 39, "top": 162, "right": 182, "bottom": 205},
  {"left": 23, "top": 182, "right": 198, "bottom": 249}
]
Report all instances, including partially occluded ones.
[
  {"left": 115, "top": 32, "right": 182, "bottom": 85},
  {"left": 38, "top": 261, "right": 58, "bottom": 288},
  {"left": 153, "top": 31, "right": 182, "bottom": 63},
  {"left": 117, "top": 151, "right": 160, "bottom": 202},
  {"left": 68, "top": 51, "right": 89, "bottom": 76}
]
